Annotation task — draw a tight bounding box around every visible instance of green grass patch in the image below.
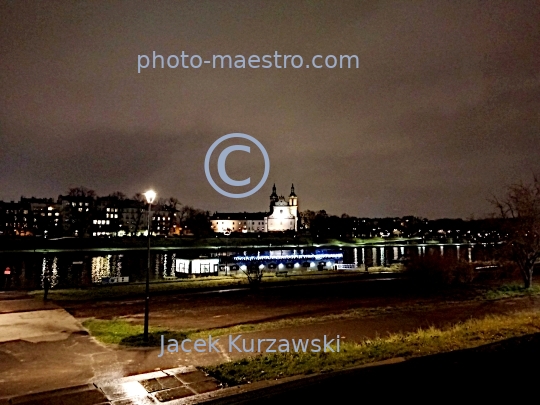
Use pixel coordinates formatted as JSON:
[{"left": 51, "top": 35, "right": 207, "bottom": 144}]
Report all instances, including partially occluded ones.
[
  {"left": 482, "top": 283, "right": 540, "bottom": 300},
  {"left": 82, "top": 318, "right": 189, "bottom": 346},
  {"left": 203, "top": 310, "right": 540, "bottom": 385}
]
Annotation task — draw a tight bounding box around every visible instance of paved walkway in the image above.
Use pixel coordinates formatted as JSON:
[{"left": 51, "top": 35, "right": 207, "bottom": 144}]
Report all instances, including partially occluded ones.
[
  {"left": 0, "top": 296, "right": 227, "bottom": 398},
  {"left": 0, "top": 307, "right": 83, "bottom": 343}
]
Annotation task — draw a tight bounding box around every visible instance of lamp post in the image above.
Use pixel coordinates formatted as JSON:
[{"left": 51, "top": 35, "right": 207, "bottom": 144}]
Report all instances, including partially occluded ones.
[{"left": 143, "top": 189, "right": 156, "bottom": 344}]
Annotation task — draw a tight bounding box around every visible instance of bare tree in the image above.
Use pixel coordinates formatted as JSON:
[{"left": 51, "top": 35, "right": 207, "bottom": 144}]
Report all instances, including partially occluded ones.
[
  {"left": 155, "top": 197, "right": 182, "bottom": 235},
  {"left": 63, "top": 187, "right": 95, "bottom": 237},
  {"left": 68, "top": 186, "right": 96, "bottom": 197},
  {"left": 108, "top": 191, "right": 127, "bottom": 200},
  {"left": 178, "top": 205, "right": 196, "bottom": 234},
  {"left": 299, "top": 210, "right": 316, "bottom": 231},
  {"left": 131, "top": 193, "right": 146, "bottom": 236},
  {"left": 491, "top": 175, "right": 540, "bottom": 288},
  {"left": 243, "top": 264, "right": 264, "bottom": 290}
]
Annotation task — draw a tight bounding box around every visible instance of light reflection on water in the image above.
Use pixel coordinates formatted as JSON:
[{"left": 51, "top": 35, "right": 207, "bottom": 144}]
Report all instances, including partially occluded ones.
[
  {"left": 9, "top": 244, "right": 500, "bottom": 288},
  {"left": 90, "top": 255, "right": 124, "bottom": 283},
  {"left": 41, "top": 257, "right": 58, "bottom": 288}
]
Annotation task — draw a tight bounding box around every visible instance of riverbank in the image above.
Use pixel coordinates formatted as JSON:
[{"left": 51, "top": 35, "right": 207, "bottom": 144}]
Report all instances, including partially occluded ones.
[
  {"left": 3, "top": 276, "right": 538, "bottom": 399},
  {"left": 0, "top": 235, "right": 462, "bottom": 253},
  {"left": 27, "top": 270, "right": 399, "bottom": 301}
]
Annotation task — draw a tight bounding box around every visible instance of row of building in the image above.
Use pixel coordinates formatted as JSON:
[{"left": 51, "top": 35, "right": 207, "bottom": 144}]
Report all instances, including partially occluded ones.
[
  {"left": 0, "top": 183, "right": 300, "bottom": 238},
  {"left": 0, "top": 183, "right": 506, "bottom": 242},
  {"left": 0, "top": 195, "right": 178, "bottom": 237}
]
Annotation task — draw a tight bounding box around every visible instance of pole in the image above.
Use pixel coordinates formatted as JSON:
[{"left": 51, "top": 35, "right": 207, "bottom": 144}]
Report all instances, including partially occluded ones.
[{"left": 143, "top": 202, "right": 151, "bottom": 343}]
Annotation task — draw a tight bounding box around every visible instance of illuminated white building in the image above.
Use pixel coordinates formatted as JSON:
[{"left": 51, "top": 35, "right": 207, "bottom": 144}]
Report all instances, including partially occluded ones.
[
  {"left": 210, "top": 184, "right": 298, "bottom": 233},
  {"left": 175, "top": 257, "right": 219, "bottom": 275}
]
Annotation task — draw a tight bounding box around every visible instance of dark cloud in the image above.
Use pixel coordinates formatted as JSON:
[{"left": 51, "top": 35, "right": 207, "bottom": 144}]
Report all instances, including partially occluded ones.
[{"left": 1, "top": 0, "right": 539, "bottom": 218}]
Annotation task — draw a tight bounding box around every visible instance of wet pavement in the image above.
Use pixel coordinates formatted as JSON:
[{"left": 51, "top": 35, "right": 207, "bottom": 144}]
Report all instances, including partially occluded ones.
[
  {"left": 0, "top": 295, "right": 227, "bottom": 398},
  {"left": 4, "top": 366, "right": 223, "bottom": 404},
  {"left": 0, "top": 331, "right": 228, "bottom": 398},
  {"left": 0, "top": 308, "right": 83, "bottom": 343}
]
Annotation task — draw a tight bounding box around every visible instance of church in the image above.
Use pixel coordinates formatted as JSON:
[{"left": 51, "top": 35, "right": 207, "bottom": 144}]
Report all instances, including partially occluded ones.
[{"left": 210, "top": 184, "right": 298, "bottom": 233}]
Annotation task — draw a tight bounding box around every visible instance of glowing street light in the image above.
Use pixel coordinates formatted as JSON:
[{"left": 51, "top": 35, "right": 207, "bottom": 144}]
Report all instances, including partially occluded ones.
[
  {"left": 143, "top": 189, "right": 156, "bottom": 344},
  {"left": 144, "top": 190, "right": 156, "bottom": 205}
]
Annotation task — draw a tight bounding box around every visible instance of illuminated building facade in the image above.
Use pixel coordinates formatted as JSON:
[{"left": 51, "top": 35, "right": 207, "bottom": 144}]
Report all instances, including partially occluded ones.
[{"left": 210, "top": 184, "right": 299, "bottom": 233}]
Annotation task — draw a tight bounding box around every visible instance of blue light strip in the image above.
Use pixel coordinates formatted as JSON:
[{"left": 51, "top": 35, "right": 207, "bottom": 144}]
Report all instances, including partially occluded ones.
[{"left": 232, "top": 253, "right": 343, "bottom": 261}]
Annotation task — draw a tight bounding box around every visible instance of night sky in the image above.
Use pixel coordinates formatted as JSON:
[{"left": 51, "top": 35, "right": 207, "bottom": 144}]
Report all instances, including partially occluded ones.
[{"left": 1, "top": 0, "right": 539, "bottom": 219}]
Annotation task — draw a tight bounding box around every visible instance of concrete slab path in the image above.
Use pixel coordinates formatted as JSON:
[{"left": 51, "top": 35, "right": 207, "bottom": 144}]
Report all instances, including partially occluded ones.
[{"left": 0, "top": 296, "right": 228, "bottom": 398}]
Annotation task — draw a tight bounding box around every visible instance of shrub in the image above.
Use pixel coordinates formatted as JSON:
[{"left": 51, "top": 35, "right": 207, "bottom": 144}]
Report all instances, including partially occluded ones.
[
  {"left": 497, "top": 261, "right": 520, "bottom": 279},
  {"left": 405, "top": 255, "right": 475, "bottom": 287}
]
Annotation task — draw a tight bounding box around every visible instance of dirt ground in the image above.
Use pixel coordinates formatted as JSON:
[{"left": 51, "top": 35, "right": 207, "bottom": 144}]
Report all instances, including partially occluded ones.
[{"left": 65, "top": 277, "right": 539, "bottom": 334}]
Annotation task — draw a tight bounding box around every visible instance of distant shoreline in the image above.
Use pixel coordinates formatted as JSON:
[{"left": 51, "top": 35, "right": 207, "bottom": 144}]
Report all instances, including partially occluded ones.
[{"left": 0, "top": 236, "right": 498, "bottom": 254}]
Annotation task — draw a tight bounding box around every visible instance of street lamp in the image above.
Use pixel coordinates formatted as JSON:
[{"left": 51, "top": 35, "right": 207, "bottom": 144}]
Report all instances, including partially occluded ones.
[{"left": 143, "top": 189, "right": 156, "bottom": 344}]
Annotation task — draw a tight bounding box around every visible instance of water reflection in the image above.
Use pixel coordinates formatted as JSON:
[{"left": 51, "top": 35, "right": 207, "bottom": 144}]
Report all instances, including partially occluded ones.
[
  {"left": 41, "top": 257, "right": 58, "bottom": 288},
  {"left": 5, "top": 243, "right": 501, "bottom": 288},
  {"left": 91, "top": 256, "right": 108, "bottom": 283}
]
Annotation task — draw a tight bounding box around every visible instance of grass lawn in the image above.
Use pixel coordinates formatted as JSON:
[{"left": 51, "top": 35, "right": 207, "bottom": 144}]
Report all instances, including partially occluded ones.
[
  {"left": 82, "top": 318, "right": 189, "bottom": 346},
  {"left": 203, "top": 309, "right": 540, "bottom": 386},
  {"left": 482, "top": 283, "right": 540, "bottom": 300}
]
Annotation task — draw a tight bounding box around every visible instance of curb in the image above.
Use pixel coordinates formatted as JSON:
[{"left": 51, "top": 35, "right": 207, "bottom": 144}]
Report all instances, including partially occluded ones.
[{"left": 179, "top": 357, "right": 405, "bottom": 404}]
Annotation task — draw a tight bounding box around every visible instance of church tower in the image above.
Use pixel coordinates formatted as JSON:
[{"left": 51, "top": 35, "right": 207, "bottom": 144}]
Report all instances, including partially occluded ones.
[
  {"left": 270, "top": 183, "right": 279, "bottom": 210},
  {"left": 288, "top": 184, "right": 298, "bottom": 218}
]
